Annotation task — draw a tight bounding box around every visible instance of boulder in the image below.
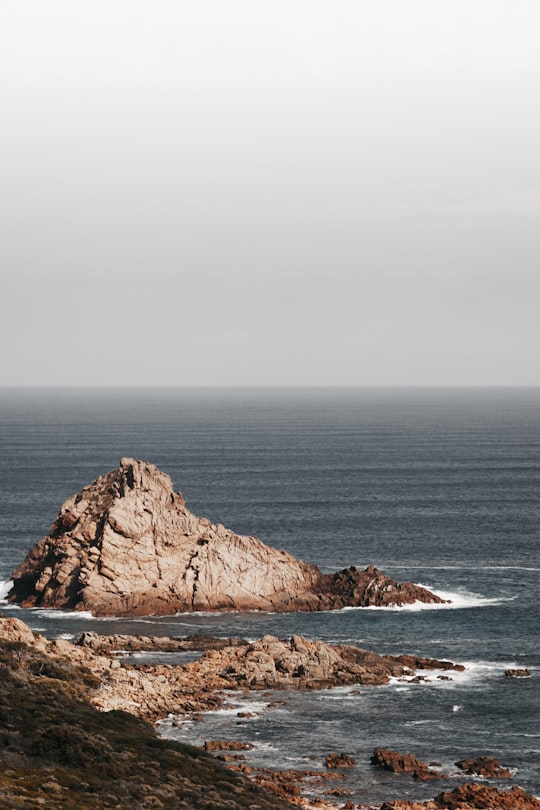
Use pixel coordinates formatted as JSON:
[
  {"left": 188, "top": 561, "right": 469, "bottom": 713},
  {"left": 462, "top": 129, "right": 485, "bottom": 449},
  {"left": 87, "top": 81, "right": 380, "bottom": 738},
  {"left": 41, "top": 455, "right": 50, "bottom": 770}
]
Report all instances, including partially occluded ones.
[
  {"left": 204, "top": 741, "right": 255, "bottom": 752},
  {"left": 325, "top": 753, "right": 356, "bottom": 769},
  {"left": 371, "top": 748, "right": 443, "bottom": 780},
  {"left": 9, "top": 459, "right": 447, "bottom": 617},
  {"left": 455, "top": 756, "right": 511, "bottom": 778}
]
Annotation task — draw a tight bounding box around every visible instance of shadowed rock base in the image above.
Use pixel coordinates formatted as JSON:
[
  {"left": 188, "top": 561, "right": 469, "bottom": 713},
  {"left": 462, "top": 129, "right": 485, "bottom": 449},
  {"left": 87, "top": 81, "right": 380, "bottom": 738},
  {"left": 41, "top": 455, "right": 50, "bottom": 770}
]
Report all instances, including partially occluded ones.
[{"left": 9, "top": 458, "right": 447, "bottom": 617}]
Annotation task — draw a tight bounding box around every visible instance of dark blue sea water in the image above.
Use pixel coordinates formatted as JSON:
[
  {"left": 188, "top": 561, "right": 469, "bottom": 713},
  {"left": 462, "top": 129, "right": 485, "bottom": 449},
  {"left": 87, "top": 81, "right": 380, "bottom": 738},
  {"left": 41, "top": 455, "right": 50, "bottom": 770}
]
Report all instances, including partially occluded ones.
[{"left": 0, "top": 387, "right": 538, "bottom": 805}]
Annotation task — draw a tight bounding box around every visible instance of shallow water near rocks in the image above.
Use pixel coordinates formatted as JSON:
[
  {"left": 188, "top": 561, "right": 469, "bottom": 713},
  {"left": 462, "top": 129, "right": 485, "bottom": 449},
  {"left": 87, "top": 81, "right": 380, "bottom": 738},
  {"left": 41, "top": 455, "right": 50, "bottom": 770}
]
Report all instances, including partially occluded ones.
[{"left": 1, "top": 387, "right": 539, "bottom": 805}]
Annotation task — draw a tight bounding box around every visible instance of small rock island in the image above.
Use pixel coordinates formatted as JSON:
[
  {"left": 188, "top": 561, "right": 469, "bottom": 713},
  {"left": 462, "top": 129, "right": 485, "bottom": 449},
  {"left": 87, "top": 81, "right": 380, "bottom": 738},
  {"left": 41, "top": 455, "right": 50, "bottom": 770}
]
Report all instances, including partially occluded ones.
[{"left": 9, "top": 458, "right": 446, "bottom": 617}]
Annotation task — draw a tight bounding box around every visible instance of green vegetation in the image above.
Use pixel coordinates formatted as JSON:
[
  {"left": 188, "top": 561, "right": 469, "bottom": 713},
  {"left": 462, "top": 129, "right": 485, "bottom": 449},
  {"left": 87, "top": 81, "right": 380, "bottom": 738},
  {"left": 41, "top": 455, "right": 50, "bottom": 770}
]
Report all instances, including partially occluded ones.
[{"left": 0, "top": 637, "right": 293, "bottom": 809}]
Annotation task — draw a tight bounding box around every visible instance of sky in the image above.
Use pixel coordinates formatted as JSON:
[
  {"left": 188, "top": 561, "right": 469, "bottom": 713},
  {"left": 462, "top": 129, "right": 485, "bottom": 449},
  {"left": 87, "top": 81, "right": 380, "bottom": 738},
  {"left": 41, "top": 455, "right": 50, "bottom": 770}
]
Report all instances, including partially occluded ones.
[{"left": 1, "top": 1, "right": 539, "bottom": 386}]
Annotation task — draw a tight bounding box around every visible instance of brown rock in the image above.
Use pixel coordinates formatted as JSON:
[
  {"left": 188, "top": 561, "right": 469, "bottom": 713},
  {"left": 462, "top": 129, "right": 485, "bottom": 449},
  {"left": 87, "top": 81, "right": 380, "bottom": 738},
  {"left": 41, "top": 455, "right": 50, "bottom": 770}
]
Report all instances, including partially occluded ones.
[
  {"left": 9, "top": 459, "right": 447, "bottom": 616},
  {"left": 1, "top": 615, "right": 463, "bottom": 730},
  {"left": 204, "top": 740, "right": 255, "bottom": 752},
  {"left": 325, "top": 752, "right": 356, "bottom": 769},
  {"left": 379, "top": 784, "right": 540, "bottom": 809},
  {"left": 505, "top": 668, "right": 531, "bottom": 678},
  {"left": 0, "top": 616, "right": 42, "bottom": 647},
  {"left": 187, "top": 634, "right": 461, "bottom": 693},
  {"left": 394, "top": 655, "right": 465, "bottom": 673},
  {"left": 433, "top": 782, "right": 540, "bottom": 809},
  {"left": 455, "top": 756, "right": 512, "bottom": 778},
  {"left": 371, "top": 748, "right": 442, "bottom": 779},
  {"left": 76, "top": 630, "right": 248, "bottom": 654}
]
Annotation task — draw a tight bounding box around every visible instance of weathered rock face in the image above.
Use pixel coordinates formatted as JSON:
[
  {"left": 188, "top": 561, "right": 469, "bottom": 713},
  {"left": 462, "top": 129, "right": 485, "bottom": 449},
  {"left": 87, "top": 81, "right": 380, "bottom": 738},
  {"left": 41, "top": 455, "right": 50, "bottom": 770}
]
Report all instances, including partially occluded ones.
[{"left": 9, "top": 458, "right": 446, "bottom": 617}]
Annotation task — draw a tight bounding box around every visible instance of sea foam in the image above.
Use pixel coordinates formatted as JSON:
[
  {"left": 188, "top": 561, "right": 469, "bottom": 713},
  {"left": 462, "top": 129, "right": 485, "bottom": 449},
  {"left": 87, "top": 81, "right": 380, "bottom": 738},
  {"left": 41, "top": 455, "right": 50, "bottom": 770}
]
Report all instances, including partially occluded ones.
[
  {"left": 0, "top": 579, "right": 13, "bottom": 603},
  {"left": 355, "top": 585, "right": 517, "bottom": 611}
]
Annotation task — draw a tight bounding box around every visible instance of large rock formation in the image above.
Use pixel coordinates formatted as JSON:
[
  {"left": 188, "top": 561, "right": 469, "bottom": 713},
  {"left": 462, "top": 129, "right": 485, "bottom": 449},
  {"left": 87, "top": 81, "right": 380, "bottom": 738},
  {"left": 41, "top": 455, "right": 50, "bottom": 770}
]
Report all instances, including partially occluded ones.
[{"left": 9, "top": 458, "right": 446, "bottom": 617}]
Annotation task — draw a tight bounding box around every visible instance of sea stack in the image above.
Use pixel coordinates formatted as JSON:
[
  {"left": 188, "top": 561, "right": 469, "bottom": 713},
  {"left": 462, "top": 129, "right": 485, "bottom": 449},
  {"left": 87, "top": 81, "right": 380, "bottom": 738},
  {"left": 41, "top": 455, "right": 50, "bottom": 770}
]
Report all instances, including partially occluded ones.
[{"left": 9, "top": 458, "right": 447, "bottom": 617}]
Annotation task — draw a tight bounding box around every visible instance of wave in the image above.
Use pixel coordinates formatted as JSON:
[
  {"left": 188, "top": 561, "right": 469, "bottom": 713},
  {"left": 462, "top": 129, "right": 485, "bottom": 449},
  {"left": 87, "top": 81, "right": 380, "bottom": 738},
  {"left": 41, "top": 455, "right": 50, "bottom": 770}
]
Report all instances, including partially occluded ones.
[
  {"left": 351, "top": 586, "right": 517, "bottom": 612},
  {"left": 31, "top": 608, "right": 94, "bottom": 620},
  {"left": 390, "top": 658, "right": 530, "bottom": 690},
  {"left": 0, "top": 579, "right": 13, "bottom": 602}
]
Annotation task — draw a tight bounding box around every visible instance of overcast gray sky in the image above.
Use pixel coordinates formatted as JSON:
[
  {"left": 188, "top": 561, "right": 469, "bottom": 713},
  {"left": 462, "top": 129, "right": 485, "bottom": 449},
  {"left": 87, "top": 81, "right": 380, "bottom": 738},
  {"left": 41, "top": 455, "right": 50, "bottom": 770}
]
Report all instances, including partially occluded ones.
[{"left": 1, "top": 1, "right": 539, "bottom": 386}]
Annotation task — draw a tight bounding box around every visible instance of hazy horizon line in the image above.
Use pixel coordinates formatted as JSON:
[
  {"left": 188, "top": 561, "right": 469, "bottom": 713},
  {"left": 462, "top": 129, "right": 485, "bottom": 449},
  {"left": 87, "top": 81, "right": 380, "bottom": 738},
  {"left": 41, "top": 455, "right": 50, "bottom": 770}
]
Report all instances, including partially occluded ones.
[{"left": 1, "top": 384, "right": 539, "bottom": 391}]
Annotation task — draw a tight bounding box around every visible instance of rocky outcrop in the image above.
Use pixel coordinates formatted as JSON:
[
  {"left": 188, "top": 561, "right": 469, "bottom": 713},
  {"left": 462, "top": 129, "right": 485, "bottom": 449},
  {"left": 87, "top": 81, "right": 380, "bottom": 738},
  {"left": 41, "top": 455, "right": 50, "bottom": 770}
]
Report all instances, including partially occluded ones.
[
  {"left": 0, "top": 617, "right": 464, "bottom": 724},
  {"left": 76, "top": 630, "right": 249, "bottom": 654},
  {"left": 5, "top": 616, "right": 537, "bottom": 810},
  {"left": 204, "top": 741, "right": 255, "bottom": 752},
  {"left": 8, "top": 458, "right": 446, "bottom": 616},
  {"left": 325, "top": 752, "right": 356, "bottom": 769},
  {"left": 371, "top": 748, "right": 444, "bottom": 780},
  {"left": 379, "top": 783, "right": 540, "bottom": 809},
  {"left": 183, "top": 634, "right": 465, "bottom": 693},
  {"left": 455, "top": 756, "right": 511, "bottom": 779}
]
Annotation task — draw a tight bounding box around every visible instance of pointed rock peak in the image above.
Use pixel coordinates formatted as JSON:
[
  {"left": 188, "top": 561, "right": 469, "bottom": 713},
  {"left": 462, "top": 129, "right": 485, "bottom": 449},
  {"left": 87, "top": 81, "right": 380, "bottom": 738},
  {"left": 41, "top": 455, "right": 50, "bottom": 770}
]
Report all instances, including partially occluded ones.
[
  {"left": 120, "top": 457, "right": 137, "bottom": 466},
  {"left": 115, "top": 458, "right": 174, "bottom": 492}
]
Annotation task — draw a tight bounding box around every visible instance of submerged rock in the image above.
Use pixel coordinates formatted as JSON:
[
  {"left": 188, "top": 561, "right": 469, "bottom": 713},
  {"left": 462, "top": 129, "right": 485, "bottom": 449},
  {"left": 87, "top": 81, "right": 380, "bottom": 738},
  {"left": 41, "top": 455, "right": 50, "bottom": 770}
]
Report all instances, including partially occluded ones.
[{"left": 9, "top": 458, "right": 447, "bottom": 617}]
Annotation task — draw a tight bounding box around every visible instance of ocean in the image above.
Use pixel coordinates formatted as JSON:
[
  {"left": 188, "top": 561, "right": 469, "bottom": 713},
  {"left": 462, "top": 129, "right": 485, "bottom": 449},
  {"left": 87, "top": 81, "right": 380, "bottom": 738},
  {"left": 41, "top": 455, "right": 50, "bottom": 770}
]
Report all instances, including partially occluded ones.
[{"left": 0, "top": 387, "right": 538, "bottom": 806}]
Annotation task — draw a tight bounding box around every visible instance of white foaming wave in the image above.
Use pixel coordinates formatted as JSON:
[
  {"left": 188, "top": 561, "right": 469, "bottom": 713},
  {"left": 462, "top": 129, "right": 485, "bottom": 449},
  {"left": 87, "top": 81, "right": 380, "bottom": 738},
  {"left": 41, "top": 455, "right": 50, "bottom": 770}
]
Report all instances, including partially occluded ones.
[
  {"left": 35, "top": 608, "right": 94, "bottom": 620},
  {"left": 0, "top": 579, "right": 13, "bottom": 602},
  {"left": 232, "top": 698, "right": 272, "bottom": 715},
  {"left": 352, "top": 586, "right": 517, "bottom": 611},
  {"left": 315, "top": 685, "right": 361, "bottom": 701},
  {"left": 200, "top": 704, "right": 244, "bottom": 717},
  {"left": 202, "top": 697, "right": 271, "bottom": 717},
  {"left": 252, "top": 741, "right": 279, "bottom": 753},
  {"left": 460, "top": 659, "right": 531, "bottom": 677},
  {"left": 390, "top": 659, "right": 528, "bottom": 690}
]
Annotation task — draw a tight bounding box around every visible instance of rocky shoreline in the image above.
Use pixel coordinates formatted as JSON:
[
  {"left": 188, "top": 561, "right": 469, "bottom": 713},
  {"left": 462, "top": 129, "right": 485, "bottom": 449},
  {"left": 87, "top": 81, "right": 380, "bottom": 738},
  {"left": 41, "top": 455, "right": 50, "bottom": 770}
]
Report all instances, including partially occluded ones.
[
  {"left": 2, "top": 460, "right": 538, "bottom": 807},
  {"left": 1, "top": 614, "right": 538, "bottom": 809}
]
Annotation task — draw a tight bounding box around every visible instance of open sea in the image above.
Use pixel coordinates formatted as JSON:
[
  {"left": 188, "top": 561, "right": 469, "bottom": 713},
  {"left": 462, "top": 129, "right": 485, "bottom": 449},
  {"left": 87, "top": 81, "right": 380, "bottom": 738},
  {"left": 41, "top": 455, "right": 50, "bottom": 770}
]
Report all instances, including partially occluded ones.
[{"left": 0, "top": 387, "right": 538, "bottom": 806}]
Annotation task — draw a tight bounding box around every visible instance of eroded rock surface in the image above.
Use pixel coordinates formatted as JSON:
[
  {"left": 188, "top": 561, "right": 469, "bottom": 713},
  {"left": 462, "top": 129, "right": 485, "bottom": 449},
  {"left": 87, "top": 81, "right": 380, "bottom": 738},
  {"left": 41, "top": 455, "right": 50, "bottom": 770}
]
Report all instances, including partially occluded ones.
[{"left": 9, "top": 458, "right": 446, "bottom": 616}]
